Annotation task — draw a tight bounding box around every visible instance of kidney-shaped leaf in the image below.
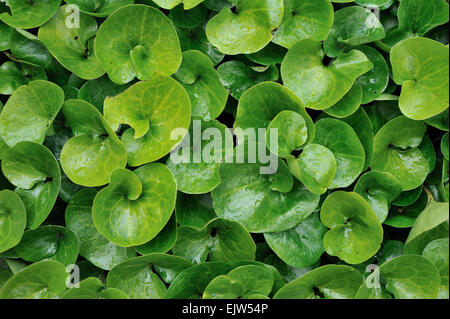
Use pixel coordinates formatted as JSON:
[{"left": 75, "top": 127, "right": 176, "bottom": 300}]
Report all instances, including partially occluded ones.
[
  {"left": 0, "top": 80, "right": 64, "bottom": 147},
  {"left": 104, "top": 73, "right": 191, "bottom": 166},
  {"left": 371, "top": 116, "right": 429, "bottom": 191},
  {"left": 106, "top": 254, "right": 192, "bottom": 299},
  {"left": 172, "top": 218, "right": 256, "bottom": 264},
  {"left": 95, "top": 4, "right": 181, "bottom": 84},
  {"left": 391, "top": 38, "right": 449, "bottom": 120},
  {"left": 38, "top": 6, "right": 105, "bottom": 80},
  {"left": 0, "top": 0, "right": 61, "bottom": 29},
  {"left": 1, "top": 142, "right": 61, "bottom": 229},
  {"left": 321, "top": 191, "right": 383, "bottom": 264},
  {"left": 92, "top": 164, "right": 177, "bottom": 247},
  {"left": 274, "top": 265, "right": 363, "bottom": 299},
  {"left": 206, "top": 0, "right": 284, "bottom": 55},
  {"left": 0, "top": 190, "right": 26, "bottom": 253},
  {"left": 60, "top": 99, "right": 127, "bottom": 187},
  {"left": 281, "top": 39, "right": 373, "bottom": 110},
  {"left": 0, "top": 260, "right": 67, "bottom": 299}
]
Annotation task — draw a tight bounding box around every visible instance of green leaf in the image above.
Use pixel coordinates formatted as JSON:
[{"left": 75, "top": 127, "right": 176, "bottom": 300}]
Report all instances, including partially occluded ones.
[
  {"left": 78, "top": 75, "right": 128, "bottom": 112},
  {"left": 321, "top": 191, "right": 383, "bottom": 264},
  {"left": 60, "top": 99, "right": 127, "bottom": 187},
  {"left": 15, "top": 225, "right": 79, "bottom": 266},
  {"left": 203, "top": 265, "right": 274, "bottom": 299},
  {"left": 0, "top": 20, "right": 12, "bottom": 51},
  {"left": 212, "top": 142, "right": 320, "bottom": 233},
  {"left": 1, "top": 142, "right": 61, "bottom": 229},
  {"left": 313, "top": 118, "right": 365, "bottom": 189},
  {"left": 106, "top": 254, "right": 192, "bottom": 299},
  {"left": 324, "top": 83, "right": 363, "bottom": 119},
  {"left": 0, "top": 80, "right": 64, "bottom": 147},
  {"left": 281, "top": 39, "right": 373, "bottom": 110},
  {"left": 62, "top": 277, "right": 128, "bottom": 299},
  {"left": 382, "top": 0, "right": 449, "bottom": 48},
  {"left": 272, "top": 0, "right": 334, "bottom": 49},
  {"left": 0, "top": 260, "right": 68, "bottom": 299},
  {"left": 169, "top": 3, "right": 208, "bottom": 29},
  {"left": 153, "top": 0, "right": 205, "bottom": 10},
  {"left": 95, "top": 4, "right": 181, "bottom": 84},
  {"left": 166, "top": 262, "right": 233, "bottom": 299},
  {"left": 175, "top": 193, "right": 217, "bottom": 229},
  {"left": 38, "top": 6, "right": 105, "bottom": 80},
  {"left": 0, "top": 61, "right": 47, "bottom": 95},
  {"left": 64, "top": 0, "right": 134, "bottom": 17},
  {"left": 246, "top": 42, "right": 287, "bottom": 66},
  {"left": 0, "top": 190, "right": 26, "bottom": 253},
  {"left": 423, "top": 238, "right": 449, "bottom": 299},
  {"left": 206, "top": 0, "right": 284, "bottom": 55},
  {"left": 0, "top": 0, "right": 61, "bottom": 29},
  {"left": 391, "top": 37, "right": 449, "bottom": 120},
  {"left": 442, "top": 132, "right": 449, "bottom": 161},
  {"left": 274, "top": 265, "right": 362, "bottom": 299},
  {"left": 103, "top": 73, "right": 191, "bottom": 166},
  {"left": 8, "top": 30, "right": 53, "bottom": 68},
  {"left": 354, "top": 170, "right": 403, "bottom": 222},
  {"left": 371, "top": 116, "right": 429, "bottom": 191},
  {"left": 356, "top": 255, "right": 441, "bottom": 299},
  {"left": 166, "top": 119, "right": 233, "bottom": 194},
  {"left": 92, "top": 164, "right": 177, "bottom": 247},
  {"left": 234, "top": 82, "right": 314, "bottom": 146},
  {"left": 324, "top": 6, "right": 385, "bottom": 58},
  {"left": 65, "top": 188, "right": 136, "bottom": 270},
  {"left": 175, "top": 50, "right": 227, "bottom": 120},
  {"left": 355, "top": 46, "right": 389, "bottom": 104},
  {"left": 287, "top": 144, "right": 337, "bottom": 195},
  {"left": 264, "top": 212, "right": 327, "bottom": 268},
  {"left": 172, "top": 218, "right": 256, "bottom": 264},
  {"left": 217, "top": 61, "right": 279, "bottom": 100},
  {"left": 404, "top": 199, "right": 449, "bottom": 255}
]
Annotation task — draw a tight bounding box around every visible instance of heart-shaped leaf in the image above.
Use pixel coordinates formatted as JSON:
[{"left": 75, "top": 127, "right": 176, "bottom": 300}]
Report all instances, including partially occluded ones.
[
  {"left": 203, "top": 265, "right": 274, "bottom": 299},
  {"left": 321, "top": 191, "right": 383, "bottom": 264},
  {"left": 313, "top": 118, "right": 365, "bottom": 189},
  {"left": 354, "top": 170, "right": 403, "bottom": 222},
  {"left": 272, "top": 0, "right": 334, "bottom": 49},
  {"left": 0, "top": 190, "right": 26, "bottom": 253},
  {"left": 382, "top": 0, "right": 449, "bottom": 48},
  {"left": 206, "top": 0, "right": 284, "bottom": 55},
  {"left": 0, "top": 260, "right": 68, "bottom": 299},
  {"left": 134, "top": 214, "right": 177, "bottom": 255},
  {"left": 106, "top": 254, "right": 192, "bottom": 299},
  {"left": 234, "top": 82, "right": 314, "bottom": 146},
  {"left": 281, "top": 39, "right": 373, "bottom": 110},
  {"left": 92, "top": 164, "right": 177, "bottom": 247},
  {"left": 169, "top": 4, "right": 208, "bottom": 29},
  {"left": 65, "top": 188, "right": 136, "bottom": 270},
  {"left": 324, "top": 6, "right": 385, "bottom": 57},
  {"left": 62, "top": 277, "right": 128, "bottom": 299},
  {"left": 1, "top": 142, "right": 61, "bottom": 229},
  {"left": 217, "top": 61, "right": 279, "bottom": 100},
  {"left": 38, "top": 6, "right": 105, "bottom": 80},
  {"left": 274, "top": 265, "right": 362, "bottom": 299},
  {"left": 172, "top": 218, "right": 256, "bottom": 264},
  {"left": 15, "top": 225, "right": 79, "bottom": 266},
  {"left": 175, "top": 50, "right": 227, "bottom": 120},
  {"left": 264, "top": 212, "right": 327, "bottom": 268},
  {"left": 95, "top": 4, "right": 181, "bottom": 84},
  {"left": 64, "top": 0, "right": 134, "bottom": 17},
  {"left": 423, "top": 238, "right": 449, "bottom": 299},
  {"left": 78, "top": 75, "right": 128, "bottom": 112},
  {"left": 287, "top": 144, "right": 337, "bottom": 195},
  {"left": 0, "top": 61, "right": 47, "bottom": 95},
  {"left": 371, "top": 116, "right": 429, "bottom": 191},
  {"left": 0, "top": 80, "right": 64, "bottom": 147},
  {"left": 175, "top": 193, "right": 217, "bottom": 229},
  {"left": 104, "top": 73, "right": 191, "bottom": 166},
  {"left": 166, "top": 119, "right": 233, "bottom": 194},
  {"left": 0, "top": 0, "right": 61, "bottom": 29},
  {"left": 8, "top": 30, "right": 53, "bottom": 68},
  {"left": 323, "top": 83, "right": 363, "bottom": 118},
  {"left": 356, "top": 255, "right": 441, "bottom": 299},
  {"left": 166, "top": 262, "right": 233, "bottom": 299},
  {"left": 390, "top": 37, "right": 449, "bottom": 120},
  {"left": 60, "top": 99, "right": 127, "bottom": 187},
  {"left": 212, "top": 142, "right": 320, "bottom": 233}
]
